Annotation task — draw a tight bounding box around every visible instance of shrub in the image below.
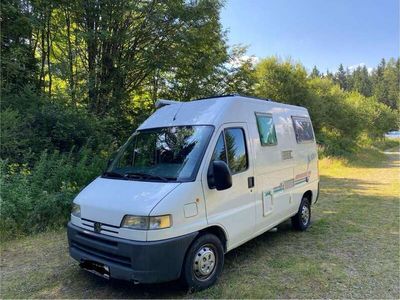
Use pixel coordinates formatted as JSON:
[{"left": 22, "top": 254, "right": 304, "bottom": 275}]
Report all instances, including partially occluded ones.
[
  {"left": 374, "top": 138, "right": 400, "bottom": 151},
  {"left": 0, "top": 148, "right": 106, "bottom": 239},
  {"left": 0, "top": 108, "right": 36, "bottom": 162},
  {"left": 1, "top": 87, "right": 115, "bottom": 165}
]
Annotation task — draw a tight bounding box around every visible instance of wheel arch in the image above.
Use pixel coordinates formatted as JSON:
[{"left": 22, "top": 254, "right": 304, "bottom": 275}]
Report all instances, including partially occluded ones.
[
  {"left": 303, "top": 190, "right": 313, "bottom": 204},
  {"left": 198, "top": 225, "right": 228, "bottom": 253}
]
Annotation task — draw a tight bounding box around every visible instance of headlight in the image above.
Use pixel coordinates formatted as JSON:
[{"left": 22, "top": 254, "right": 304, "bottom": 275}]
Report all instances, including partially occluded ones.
[
  {"left": 121, "top": 215, "right": 148, "bottom": 230},
  {"left": 121, "top": 215, "right": 172, "bottom": 230},
  {"left": 149, "top": 215, "right": 172, "bottom": 230},
  {"left": 71, "top": 203, "right": 81, "bottom": 218}
]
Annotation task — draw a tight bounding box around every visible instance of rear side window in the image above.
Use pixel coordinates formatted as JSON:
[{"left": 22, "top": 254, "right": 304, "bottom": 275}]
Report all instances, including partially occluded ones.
[
  {"left": 210, "top": 128, "right": 248, "bottom": 174},
  {"left": 255, "top": 113, "right": 277, "bottom": 146},
  {"left": 292, "top": 116, "right": 314, "bottom": 143}
]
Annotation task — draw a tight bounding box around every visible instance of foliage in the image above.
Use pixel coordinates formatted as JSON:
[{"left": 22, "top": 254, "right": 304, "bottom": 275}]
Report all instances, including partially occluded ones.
[
  {"left": 0, "top": 148, "right": 105, "bottom": 239},
  {"left": 0, "top": 0, "right": 399, "bottom": 239},
  {"left": 374, "top": 138, "right": 400, "bottom": 151},
  {"left": 1, "top": 0, "right": 38, "bottom": 93},
  {"left": 254, "top": 57, "right": 309, "bottom": 105},
  {"left": 314, "top": 58, "right": 400, "bottom": 110},
  {"left": 1, "top": 90, "right": 115, "bottom": 164},
  {"left": 1, "top": 150, "right": 399, "bottom": 298},
  {"left": 253, "top": 57, "right": 398, "bottom": 156}
]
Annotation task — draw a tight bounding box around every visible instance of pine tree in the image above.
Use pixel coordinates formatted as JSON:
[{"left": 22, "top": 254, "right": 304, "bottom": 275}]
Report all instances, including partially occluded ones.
[
  {"left": 325, "top": 69, "right": 334, "bottom": 81},
  {"left": 351, "top": 65, "right": 372, "bottom": 97},
  {"left": 310, "top": 66, "right": 321, "bottom": 78},
  {"left": 335, "top": 64, "right": 347, "bottom": 90}
]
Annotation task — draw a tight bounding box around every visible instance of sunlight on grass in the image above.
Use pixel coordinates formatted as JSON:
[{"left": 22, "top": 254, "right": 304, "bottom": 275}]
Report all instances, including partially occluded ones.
[{"left": 1, "top": 147, "right": 399, "bottom": 299}]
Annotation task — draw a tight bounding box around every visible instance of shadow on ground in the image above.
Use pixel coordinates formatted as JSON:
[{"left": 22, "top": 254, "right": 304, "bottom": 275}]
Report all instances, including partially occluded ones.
[
  {"left": 59, "top": 222, "right": 299, "bottom": 299},
  {"left": 2, "top": 150, "right": 399, "bottom": 298}
]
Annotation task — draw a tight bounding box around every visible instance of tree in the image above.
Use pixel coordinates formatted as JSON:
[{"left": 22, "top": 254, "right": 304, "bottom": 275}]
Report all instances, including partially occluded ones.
[
  {"left": 151, "top": 0, "right": 228, "bottom": 102},
  {"left": 367, "top": 58, "right": 399, "bottom": 110},
  {"left": 1, "top": 0, "right": 38, "bottom": 96},
  {"left": 25, "top": 0, "right": 228, "bottom": 117},
  {"left": 254, "top": 57, "right": 309, "bottom": 106},
  {"left": 310, "top": 66, "right": 321, "bottom": 78},
  {"left": 324, "top": 69, "right": 334, "bottom": 81},
  {"left": 349, "top": 65, "right": 372, "bottom": 97},
  {"left": 334, "top": 64, "right": 347, "bottom": 90},
  {"left": 218, "top": 46, "right": 256, "bottom": 95}
]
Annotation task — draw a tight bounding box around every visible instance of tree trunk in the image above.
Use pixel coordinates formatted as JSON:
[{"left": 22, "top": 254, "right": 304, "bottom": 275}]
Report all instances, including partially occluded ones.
[
  {"left": 39, "top": 19, "right": 46, "bottom": 90},
  {"left": 84, "top": 0, "right": 99, "bottom": 114},
  {"left": 46, "top": 8, "right": 52, "bottom": 97},
  {"left": 65, "top": 9, "right": 75, "bottom": 105}
]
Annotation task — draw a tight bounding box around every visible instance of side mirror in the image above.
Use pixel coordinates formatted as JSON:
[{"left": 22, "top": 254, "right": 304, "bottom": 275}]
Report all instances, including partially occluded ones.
[
  {"left": 212, "top": 160, "right": 232, "bottom": 191},
  {"left": 106, "top": 158, "right": 114, "bottom": 169}
]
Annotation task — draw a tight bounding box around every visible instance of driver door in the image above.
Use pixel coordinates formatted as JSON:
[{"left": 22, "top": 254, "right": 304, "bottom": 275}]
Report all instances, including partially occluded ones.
[{"left": 201, "top": 123, "right": 256, "bottom": 250}]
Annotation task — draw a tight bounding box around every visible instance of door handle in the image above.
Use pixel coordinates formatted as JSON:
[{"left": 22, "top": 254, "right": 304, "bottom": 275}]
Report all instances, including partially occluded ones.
[{"left": 248, "top": 176, "right": 255, "bottom": 188}]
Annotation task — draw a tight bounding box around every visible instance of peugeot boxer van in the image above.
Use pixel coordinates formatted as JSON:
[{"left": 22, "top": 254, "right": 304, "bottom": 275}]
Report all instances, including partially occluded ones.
[{"left": 68, "top": 95, "right": 319, "bottom": 290}]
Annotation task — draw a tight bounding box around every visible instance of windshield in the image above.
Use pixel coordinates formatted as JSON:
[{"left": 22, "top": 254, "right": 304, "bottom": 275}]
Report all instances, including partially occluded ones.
[{"left": 104, "top": 126, "right": 213, "bottom": 182}]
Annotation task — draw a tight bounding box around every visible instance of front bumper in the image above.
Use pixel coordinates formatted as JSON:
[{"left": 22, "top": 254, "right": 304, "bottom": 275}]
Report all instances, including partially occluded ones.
[{"left": 67, "top": 222, "right": 197, "bottom": 283}]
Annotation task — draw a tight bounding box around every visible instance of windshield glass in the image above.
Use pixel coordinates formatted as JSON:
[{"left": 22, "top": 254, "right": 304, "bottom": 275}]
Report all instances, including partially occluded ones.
[{"left": 104, "top": 126, "right": 213, "bottom": 182}]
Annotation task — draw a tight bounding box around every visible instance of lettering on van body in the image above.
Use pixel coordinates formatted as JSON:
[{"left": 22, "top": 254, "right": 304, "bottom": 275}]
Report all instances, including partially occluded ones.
[{"left": 281, "top": 150, "right": 293, "bottom": 160}]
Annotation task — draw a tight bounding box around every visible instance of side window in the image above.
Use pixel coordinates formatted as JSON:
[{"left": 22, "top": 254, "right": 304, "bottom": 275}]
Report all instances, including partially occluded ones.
[
  {"left": 224, "top": 128, "right": 248, "bottom": 174},
  {"left": 255, "top": 113, "right": 277, "bottom": 146},
  {"left": 209, "top": 128, "right": 248, "bottom": 175},
  {"left": 292, "top": 116, "right": 315, "bottom": 143}
]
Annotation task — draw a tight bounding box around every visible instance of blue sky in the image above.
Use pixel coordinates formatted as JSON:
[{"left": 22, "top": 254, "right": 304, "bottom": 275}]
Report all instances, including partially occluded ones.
[{"left": 220, "top": 0, "right": 399, "bottom": 72}]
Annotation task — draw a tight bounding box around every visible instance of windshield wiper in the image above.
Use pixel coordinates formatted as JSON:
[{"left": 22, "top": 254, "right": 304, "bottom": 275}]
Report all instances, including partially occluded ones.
[
  {"left": 124, "top": 172, "right": 171, "bottom": 182},
  {"left": 102, "top": 171, "right": 124, "bottom": 178}
]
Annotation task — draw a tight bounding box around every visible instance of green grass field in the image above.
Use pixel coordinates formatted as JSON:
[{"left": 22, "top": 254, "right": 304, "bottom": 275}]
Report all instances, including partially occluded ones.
[{"left": 1, "top": 148, "right": 399, "bottom": 299}]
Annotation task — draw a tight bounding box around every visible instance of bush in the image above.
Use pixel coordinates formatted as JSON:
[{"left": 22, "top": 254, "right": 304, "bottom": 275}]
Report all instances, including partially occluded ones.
[
  {"left": 1, "top": 87, "right": 115, "bottom": 165},
  {"left": 374, "top": 138, "right": 400, "bottom": 151},
  {"left": 0, "top": 148, "right": 106, "bottom": 239},
  {"left": 0, "top": 108, "right": 36, "bottom": 162}
]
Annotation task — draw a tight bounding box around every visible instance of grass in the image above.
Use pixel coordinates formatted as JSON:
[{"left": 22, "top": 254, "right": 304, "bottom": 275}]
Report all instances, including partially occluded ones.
[{"left": 1, "top": 147, "right": 399, "bottom": 298}]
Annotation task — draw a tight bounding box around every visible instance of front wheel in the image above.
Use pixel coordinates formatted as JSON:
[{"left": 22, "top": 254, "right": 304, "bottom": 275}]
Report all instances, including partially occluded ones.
[
  {"left": 181, "top": 233, "right": 224, "bottom": 291},
  {"left": 291, "top": 196, "right": 311, "bottom": 231}
]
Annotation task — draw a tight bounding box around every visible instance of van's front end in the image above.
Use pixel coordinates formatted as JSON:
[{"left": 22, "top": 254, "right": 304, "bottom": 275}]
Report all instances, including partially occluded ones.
[{"left": 67, "top": 124, "right": 214, "bottom": 284}]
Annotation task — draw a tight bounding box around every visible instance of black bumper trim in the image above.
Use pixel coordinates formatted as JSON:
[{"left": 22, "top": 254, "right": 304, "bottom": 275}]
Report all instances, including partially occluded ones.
[{"left": 67, "top": 222, "right": 198, "bottom": 283}]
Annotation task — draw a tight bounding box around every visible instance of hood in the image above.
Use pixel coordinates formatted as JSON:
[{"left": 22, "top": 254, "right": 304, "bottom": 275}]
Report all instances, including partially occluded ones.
[{"left": 74, "top": 177, "right": 180, "bottom": 226}]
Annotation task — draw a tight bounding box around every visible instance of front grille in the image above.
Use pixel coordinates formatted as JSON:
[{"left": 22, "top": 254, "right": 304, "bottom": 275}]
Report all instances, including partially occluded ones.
[
  {"left": 77, "top": 231, "right": 118, "bottom": 247},
  {"left": 81, "top": 218, "right": 119, "bottom": 234},
  {"left": 71, "top": 238, "right": 131, "bottom": 267}
]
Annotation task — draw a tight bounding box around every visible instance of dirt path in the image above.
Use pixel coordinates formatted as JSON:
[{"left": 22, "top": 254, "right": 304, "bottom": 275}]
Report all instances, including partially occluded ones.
[{"left": 1, "top": 151, "right": 399, "bottom": 299}]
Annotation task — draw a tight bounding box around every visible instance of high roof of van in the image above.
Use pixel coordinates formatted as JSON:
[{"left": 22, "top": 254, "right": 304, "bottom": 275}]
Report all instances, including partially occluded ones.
[{"left": 138, "top": 95, "right": 308, "bottom": 130}]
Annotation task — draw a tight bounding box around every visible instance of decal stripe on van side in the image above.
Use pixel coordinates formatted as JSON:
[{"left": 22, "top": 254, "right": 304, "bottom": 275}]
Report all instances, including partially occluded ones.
[{"left": 268, "top": 172, "right": 311, "bottom": 195}]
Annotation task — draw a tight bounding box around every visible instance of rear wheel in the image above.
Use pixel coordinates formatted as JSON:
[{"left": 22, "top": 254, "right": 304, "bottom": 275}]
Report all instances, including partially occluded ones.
[
  {"left": 181, "top": 233, "right": 224, "bottom": 291},
  {"left": 291, "top": 196, "right": 311, "bottom": 231}
]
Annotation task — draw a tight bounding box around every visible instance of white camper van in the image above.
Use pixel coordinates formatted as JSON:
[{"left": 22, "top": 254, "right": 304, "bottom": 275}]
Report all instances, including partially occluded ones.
[{"left": 68, "top": 95, "right": 319, "bottom": 290}]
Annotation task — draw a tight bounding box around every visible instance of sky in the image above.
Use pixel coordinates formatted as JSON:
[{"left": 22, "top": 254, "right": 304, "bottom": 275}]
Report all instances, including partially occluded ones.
[{"left": 220, "top": 0, "right": 399, "bottom": 72}]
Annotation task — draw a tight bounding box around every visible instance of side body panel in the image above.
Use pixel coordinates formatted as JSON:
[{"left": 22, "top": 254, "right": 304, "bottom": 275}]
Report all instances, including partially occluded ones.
[
  {"left": 289, "top": 111, "right": 319, "bottom": 206},
  {"left": 252, "top": 107, "right": 296, "bottom": 235},
  {"left": 201, "top": 122, "right": 256, "bottom": 251},
  {"left": 147, "top": 181, "right": 208, "bottom": 241}
]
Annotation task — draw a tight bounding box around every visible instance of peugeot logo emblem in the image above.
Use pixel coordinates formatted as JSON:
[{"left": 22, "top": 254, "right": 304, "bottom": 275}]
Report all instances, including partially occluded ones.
[{"left": 94, "top": 222, "right": 102, "bottom": 233}]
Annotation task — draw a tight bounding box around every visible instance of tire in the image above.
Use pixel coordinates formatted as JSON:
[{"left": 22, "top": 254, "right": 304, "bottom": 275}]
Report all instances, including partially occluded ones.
[
  {"left": 180, "top": 233, "right": 224, "bottom": 291},
  {"left": 291, "top": 196, "right": 311, "bottom": 231}
]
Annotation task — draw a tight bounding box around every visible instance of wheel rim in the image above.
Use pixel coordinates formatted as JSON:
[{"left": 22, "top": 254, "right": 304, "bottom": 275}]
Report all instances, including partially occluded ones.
[
  {"left": 193, "top": 244, "right": 217, "bottom": 281},
  {"left": 301, "top": 204, "right": 310, "bottom": 226}
]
